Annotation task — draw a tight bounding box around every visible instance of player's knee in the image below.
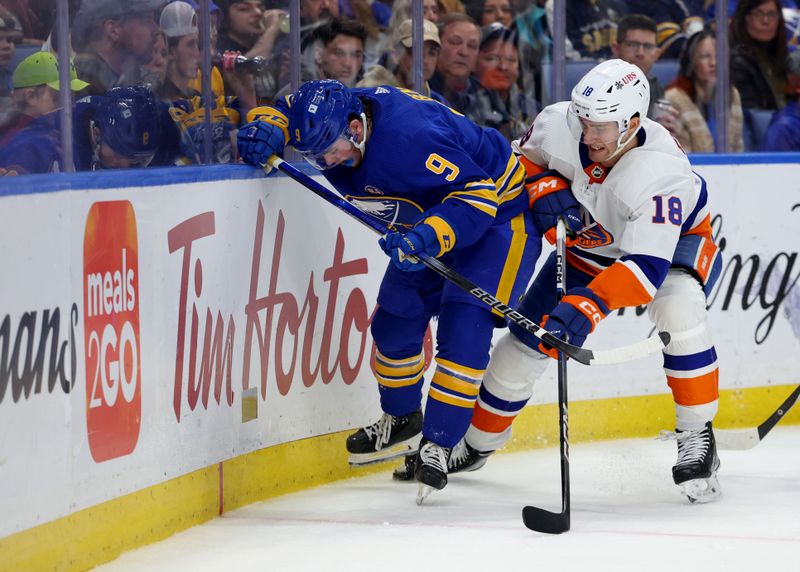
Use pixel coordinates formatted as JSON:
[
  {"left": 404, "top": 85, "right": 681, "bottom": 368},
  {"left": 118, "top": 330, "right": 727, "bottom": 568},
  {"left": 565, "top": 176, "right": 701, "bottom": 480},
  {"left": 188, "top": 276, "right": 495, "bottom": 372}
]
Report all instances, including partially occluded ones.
[
  {"left": 484, "top": 332, "right": 549, "bottom": 395},
  {"left": 649, "top": 270, "right": 707, "bottom": 332}
]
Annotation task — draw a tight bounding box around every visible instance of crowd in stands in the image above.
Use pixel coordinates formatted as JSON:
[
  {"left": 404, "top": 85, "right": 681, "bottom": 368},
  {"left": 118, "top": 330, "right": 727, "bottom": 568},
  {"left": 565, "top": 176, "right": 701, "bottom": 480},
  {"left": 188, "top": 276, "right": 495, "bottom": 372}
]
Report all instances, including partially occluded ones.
[{"left": 1, "top": 0, "right": 800, "bottom": 175}]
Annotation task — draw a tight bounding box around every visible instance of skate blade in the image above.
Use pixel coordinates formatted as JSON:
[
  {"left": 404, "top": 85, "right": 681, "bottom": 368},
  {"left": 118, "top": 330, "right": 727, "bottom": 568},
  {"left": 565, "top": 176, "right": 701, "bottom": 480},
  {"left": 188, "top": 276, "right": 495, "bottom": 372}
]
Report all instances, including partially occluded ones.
[
  {"left": 680, "top": 473, "right": 721, "bottom": 504},
  {"left": 416, "top": 484, "right": 434, "bottom": 506},
  {"left": 348, "top": 436, "right": 421, "bottom": 467}
]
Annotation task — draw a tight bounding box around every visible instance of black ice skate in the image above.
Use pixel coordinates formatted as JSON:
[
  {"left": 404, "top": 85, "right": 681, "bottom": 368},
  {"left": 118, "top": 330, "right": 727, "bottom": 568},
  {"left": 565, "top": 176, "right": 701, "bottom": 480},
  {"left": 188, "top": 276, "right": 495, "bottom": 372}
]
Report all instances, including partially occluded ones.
[
  {"left": 415, "top": 439, "right": 451, "bottom": 505},
  {"left": 665, "top": 421, "right": 721, "bottom": 503},
  {"left": 346, "top": 410, "right": 422, "bottom": 466},
  {"left": 395, "top": 437, "right": 490, "bottom": 481}
]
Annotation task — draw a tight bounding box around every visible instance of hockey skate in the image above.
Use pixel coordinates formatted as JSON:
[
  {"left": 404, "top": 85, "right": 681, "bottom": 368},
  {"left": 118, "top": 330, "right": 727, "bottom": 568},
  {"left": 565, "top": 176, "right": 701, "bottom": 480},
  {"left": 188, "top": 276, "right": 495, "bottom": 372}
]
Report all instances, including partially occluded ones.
[
  {"left": 663, "top": 421, "right": 721, "bottom": 503},
  {"left": 346, "top": 410, "right": 422, "bottom": 466},
  {"left": 415, "top": 439, "right": 451, "bottom": 505},
  {"left": 393, "top": 438, "right": 489, "bottom": 481}
]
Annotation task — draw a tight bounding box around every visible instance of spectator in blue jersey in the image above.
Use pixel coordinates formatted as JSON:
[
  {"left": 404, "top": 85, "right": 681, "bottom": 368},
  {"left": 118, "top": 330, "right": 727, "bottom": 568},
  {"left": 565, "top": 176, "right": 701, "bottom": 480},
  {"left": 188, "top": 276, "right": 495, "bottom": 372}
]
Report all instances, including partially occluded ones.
[
  {"left": 236, "top": 79, "right": 572, "bottom": 501},
  {"left": 545, "top": 0, "right": 627, "bottom": 61},
  {"left": 763, "top": 49, "right": 800, "bottom": 150},
  {"left": 0, "top": 85, "right": 180, "bottom": 174}
]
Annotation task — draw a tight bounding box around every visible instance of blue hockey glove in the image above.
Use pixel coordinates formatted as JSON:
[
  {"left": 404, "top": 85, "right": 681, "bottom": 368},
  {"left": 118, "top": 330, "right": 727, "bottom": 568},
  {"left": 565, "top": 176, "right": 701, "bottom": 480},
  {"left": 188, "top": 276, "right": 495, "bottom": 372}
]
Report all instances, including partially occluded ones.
[
  {"left": 237, "top": 120, "right": 286, "bottom": 172},
  {"left": 526, "top": 170, "right": 582, "bottom": 239},
  {"left": 538, "top": 287, "right": 609, "bottom": 359},
  {"left": 379, "top": 224, "right": 441, "bottom": 272}
]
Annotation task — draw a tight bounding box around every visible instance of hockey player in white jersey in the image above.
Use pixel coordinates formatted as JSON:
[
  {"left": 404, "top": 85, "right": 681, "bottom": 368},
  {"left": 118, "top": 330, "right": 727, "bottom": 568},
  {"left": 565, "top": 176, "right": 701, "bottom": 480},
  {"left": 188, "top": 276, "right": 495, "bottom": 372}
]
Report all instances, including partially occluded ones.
[{"left": 450, "top": 59, "right": 724, "bottom": 503}]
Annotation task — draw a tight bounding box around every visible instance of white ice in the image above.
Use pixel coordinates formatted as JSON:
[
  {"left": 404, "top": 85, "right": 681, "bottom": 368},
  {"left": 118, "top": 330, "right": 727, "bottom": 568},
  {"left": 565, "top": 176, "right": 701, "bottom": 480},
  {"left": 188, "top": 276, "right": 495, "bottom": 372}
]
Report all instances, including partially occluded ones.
[{"left": 96, "top": 426, "right": 800, "bottom": 572}]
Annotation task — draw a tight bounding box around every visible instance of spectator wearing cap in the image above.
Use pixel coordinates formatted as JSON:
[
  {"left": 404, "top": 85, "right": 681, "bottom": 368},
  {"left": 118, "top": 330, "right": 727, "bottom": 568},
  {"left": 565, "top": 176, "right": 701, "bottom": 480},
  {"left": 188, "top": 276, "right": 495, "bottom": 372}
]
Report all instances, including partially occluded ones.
[
  {"left": 0, "top": 51, "right": 88, "bottom": 146},
  {"left": 429, "top": 13, "right": 482, "bottom": 114},
  {"left": 762, "top": 49, "right": 800, "bottom": 150},
  {"left": 357, "top": 18, "right": 446, "bottom": 104},
  {"left": 0, "top": 85, "right": 180, "bottom": 174},
  {"left": 159, "top": 1, "right": 201, "bottom": 100},
  {"left": 474, "top": 23, "right": 538, "bottom": 140},
  {"left": 665, "top": 28, "right": 744, "bottom": 153},
  {"left": 72, "top": 0, "right": 163, "bottom": 95}
]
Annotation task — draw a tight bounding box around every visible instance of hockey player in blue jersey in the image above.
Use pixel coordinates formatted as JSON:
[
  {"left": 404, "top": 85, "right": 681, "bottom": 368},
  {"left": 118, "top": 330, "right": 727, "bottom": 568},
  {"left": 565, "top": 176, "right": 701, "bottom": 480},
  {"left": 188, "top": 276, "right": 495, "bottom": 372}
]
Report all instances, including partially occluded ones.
[
  {"left": 237, "top": 79, "right": 576, "bottom": 501},
  {"left": 0, "top": 85, "right": 180, "bottom": 174}
]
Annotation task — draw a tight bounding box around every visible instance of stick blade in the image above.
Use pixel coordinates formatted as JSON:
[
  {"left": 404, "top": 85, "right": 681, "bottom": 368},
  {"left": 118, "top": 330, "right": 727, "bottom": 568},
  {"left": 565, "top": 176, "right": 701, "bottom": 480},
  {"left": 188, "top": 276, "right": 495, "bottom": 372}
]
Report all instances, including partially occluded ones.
[
  {"left": 521, "top": 506, "right": 570, "bottom": 534},
  {"left": 713, "top": 427, "right": 760, "bottom": 450}
]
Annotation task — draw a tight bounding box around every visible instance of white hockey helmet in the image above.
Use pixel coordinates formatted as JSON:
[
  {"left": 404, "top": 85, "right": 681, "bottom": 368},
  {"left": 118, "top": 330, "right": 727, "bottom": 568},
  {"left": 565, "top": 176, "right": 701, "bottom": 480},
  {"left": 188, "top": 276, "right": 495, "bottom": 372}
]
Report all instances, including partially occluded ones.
[{"left": 567, "top": 59, "right": 650, "bottom": 150}]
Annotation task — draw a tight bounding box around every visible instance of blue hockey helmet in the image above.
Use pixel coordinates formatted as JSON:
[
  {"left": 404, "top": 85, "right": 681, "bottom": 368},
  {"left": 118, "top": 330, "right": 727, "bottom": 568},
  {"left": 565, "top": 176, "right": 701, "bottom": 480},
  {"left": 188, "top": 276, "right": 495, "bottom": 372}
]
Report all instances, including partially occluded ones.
[
  {"left": 287, "top": 79, "right": 364, "bottom": 169},
  {"left": 94, "top": 86, "right": 161, "bottom": 165}
]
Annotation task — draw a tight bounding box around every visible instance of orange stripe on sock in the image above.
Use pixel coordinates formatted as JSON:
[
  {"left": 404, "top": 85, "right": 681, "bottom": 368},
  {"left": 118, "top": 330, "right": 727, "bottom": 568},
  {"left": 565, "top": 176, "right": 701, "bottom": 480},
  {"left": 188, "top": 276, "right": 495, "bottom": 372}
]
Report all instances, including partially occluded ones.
[
  {"left": 471, "top": 402, "right": 516, "bottom": 433},
  {"left": 667, "top": 369, "right": 720, "bottom": 406}
]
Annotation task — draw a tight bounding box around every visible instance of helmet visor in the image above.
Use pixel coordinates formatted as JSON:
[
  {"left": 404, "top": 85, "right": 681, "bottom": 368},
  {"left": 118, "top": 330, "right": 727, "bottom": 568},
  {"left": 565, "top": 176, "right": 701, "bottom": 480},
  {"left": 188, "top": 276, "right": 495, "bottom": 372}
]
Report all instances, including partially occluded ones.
[
  {"left": 298, "top": 132, "right": 356, "bottom": 170},
  {"left": 566, "top": 103, "right": 623, "bottom": 146}
]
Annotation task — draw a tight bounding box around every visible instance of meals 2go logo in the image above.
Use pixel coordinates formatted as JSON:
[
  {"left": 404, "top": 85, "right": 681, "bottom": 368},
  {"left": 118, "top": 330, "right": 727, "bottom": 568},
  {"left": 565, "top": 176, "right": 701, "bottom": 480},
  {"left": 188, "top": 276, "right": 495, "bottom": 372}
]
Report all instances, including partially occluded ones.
[{"left": 83, "top": 201, "right": 142, "bottom": 462}]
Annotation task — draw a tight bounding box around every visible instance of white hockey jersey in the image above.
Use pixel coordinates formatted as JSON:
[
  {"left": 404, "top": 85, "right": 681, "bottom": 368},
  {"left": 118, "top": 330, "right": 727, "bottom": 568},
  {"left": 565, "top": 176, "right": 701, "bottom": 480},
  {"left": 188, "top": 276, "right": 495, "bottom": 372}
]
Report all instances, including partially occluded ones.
[{"left": 514, "top": 101, "right": 714, "bottom": 310}]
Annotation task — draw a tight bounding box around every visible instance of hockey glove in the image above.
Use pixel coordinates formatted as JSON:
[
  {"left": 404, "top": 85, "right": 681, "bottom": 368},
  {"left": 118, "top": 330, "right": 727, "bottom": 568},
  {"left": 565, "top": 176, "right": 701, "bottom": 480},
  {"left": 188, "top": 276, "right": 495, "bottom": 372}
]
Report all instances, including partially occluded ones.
[
  {"left": 237, "top": 120, "right": 287, "bottom": 173},
  {"left": 538, "top": 287, "right": 609, "bottom": 359},
  {"left": 526, "top": 170, "right": 582, "bottom": 240},
  {"left": 379, "top": 223, "right": 442, "bottom": 272}
]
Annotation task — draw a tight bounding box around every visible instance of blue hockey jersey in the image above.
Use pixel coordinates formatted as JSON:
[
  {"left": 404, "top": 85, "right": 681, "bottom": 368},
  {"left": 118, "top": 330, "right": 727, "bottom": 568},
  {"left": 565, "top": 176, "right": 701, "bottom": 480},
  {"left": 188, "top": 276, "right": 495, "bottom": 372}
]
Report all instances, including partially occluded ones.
[{"left": 271, "top": 86, "right": 529, "bottom": 251}]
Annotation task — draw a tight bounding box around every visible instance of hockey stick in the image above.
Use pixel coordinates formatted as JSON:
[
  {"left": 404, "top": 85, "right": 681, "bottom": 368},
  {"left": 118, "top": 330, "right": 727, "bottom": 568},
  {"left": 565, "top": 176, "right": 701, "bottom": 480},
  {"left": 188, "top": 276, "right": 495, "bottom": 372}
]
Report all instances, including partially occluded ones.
[
  {"left": 268, "top": 156, "right": 671, "bottom": 366},
  {"left": 522, "top": 218, "right": 570, "bottom": 534},
  {"left": 714, "top": 384, "right": 800, "bottom": 450}
]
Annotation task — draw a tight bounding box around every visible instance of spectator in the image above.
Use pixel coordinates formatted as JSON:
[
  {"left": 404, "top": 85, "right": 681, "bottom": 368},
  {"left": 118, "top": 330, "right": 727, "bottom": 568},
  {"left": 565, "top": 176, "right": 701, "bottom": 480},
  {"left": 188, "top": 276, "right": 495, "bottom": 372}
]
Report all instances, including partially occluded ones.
[
  {"left": 159, "top": 1, "right": 201, "bottom": 100},
  {"left": 0, "top": 8, "right": 21, "bottom": 123},
  {"left": 0, "top": 0, "right": 51, "bottom": 42},
  {"left": 730, "top": 0, "right": 789, "bottom": 111},
  {"left": 72, "top": 0, "right": 163, "bottom": 95},
  {"left": 216, "top": 0, "right": 286, "bottom": 102},
  {"left": 275, "top": 17, "right": 366, "bottom": 98},
  {"left": 665, "top": 28, "right": 744, "bottom": 152},
  {"left": 625, "top": 0, "right": 705, "bottom": 58},
  {"left": 0, "top": 85, "right": 180, "bottom": 174},
  {"left": 429, "top": 13, "right": 481, "bottom": 112},
  {"left": 466, "top": 0, "right": 514, "bottom": 28},
  {"left": 474, "top": 22, "right": 538, "bottom": 139},
  {"left": 546, "top": 0, "right": 626, "bottom": 61},
  {"left": 0, "top": 51, "right": 88, "bottom": 146},
  {"left": 612, "top": 13, "right": 680, "bottom": 135},
  {"left": 763, "top": 49, "right": 800, "bottom": 150},
  {"left": 357, "top": 18, "right": 446, "bottom": 104},
  {"left": 341, "top": 0, "right": 389, "bottom": 69},
  {"left": 142, "top": 30, "right": 169, "bottom": 92},
  {"left": 511, "top": 0, "right": 547, "bottom": 104},
  {"left": 380, "top": 0, "right": 442, "bottom": 66}
]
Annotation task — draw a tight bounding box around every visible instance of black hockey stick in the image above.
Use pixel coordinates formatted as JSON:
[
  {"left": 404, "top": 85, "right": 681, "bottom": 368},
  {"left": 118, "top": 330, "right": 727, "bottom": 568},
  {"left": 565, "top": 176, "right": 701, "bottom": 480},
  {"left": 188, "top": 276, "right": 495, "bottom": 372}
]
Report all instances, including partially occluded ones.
[
  {"left": 714, "top": 384, "right": 800, "bottom": 450},
  {"left": 268, "top": 156, "right": 671, "bottom": 366},
  {"left": 522, "top": 218, "right": 570, "bottom": 534}
]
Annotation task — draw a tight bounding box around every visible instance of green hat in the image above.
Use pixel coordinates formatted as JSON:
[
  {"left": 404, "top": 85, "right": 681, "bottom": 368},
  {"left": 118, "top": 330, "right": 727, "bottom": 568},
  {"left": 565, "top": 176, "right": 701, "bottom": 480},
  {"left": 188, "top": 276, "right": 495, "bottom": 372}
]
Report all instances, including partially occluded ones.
[{"left": 11, "top": 52, "right": 90, "bottom": 91}]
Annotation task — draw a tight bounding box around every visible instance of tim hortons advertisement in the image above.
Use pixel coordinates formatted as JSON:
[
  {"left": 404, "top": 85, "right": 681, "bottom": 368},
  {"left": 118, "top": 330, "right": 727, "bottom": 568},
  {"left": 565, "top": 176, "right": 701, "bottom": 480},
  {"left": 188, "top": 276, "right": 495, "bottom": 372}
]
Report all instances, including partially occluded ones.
[{"left": 0, "top": 162, "right": 798, "bottom": 536}]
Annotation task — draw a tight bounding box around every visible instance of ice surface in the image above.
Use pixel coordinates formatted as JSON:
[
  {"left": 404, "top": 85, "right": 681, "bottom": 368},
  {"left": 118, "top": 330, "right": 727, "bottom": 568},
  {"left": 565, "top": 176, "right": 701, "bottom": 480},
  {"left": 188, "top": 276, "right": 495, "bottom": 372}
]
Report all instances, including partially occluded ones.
[{"left": 96, "top": 426, "right": 800, "bottom": 572}]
